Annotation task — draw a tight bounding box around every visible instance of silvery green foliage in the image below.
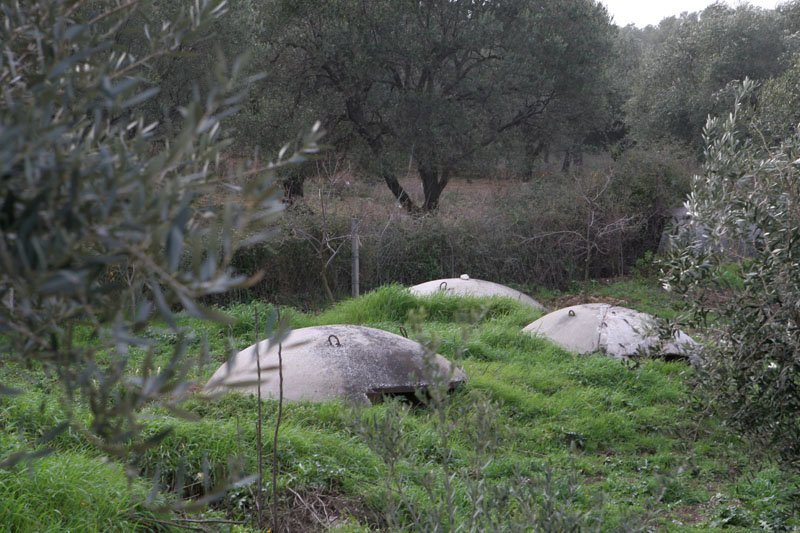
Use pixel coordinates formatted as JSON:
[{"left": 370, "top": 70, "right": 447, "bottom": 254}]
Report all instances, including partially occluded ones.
[
  {"left": 0, "top": 0, "right": 321, "bottom": 462},
  {"left": 663, "top": 79, "right": 800, "bottom": 465}
]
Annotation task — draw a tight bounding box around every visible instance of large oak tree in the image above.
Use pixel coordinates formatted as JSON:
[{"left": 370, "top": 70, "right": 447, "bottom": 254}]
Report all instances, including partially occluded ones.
[{"left": 264, "top": 0, "right": 616, "bottom": 211}]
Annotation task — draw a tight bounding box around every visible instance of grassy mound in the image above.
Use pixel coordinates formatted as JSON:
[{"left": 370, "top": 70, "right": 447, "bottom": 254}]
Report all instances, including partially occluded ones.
[{"left": 1, "top": 280, "right": 798, "bottom": 531}]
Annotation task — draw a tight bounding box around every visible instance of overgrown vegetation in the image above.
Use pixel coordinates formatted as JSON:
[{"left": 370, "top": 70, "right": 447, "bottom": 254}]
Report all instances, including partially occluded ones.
[
  {"left": 0, "top": 0, "right": 319, "bottom": 463},
  {"left": 663, "top": 80, "right": 800, "bottom": 468},
  {"left": 5, "top": 0, "right": 800, "bottom": 530},
  {"left": 624, "top": 3, "right": 793, "bottom": 152},
  {"left": 3, "top": 284, "right": 799, "bottom": 530},
  {"left": 215, "top": 145, "right": 694, "bottom": 307}
]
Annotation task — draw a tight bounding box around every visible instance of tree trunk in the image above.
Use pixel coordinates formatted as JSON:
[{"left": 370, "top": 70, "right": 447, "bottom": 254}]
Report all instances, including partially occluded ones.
[
  {"left": 319, "top": 262, "right": 334, "bottom": 303},
  {"left": 562, "top": 148, "right": 572, "bottom": 173},
  {"left": 524, "top": 140, "right": 547, "bottom": 179},
  {"left": 419, "top": 164, "right": 449, "bottom": 211},
  {"left": 282, "top": 175, "right": 304, "bottom": 200},
  {"left": 381, "top": 169, "right": 418, "bottom": 213},
  {"left": 345, "top": 99, "right": 420, "bottom": 213},
  {"left": 562, "top": 145, "right": 584, "bottom": 172}
]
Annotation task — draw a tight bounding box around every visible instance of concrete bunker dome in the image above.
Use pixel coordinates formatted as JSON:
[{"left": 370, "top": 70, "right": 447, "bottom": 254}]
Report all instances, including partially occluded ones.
[
  {"left": 522, "top": 303, "right": 700, "bottom": 362},
  {"left": 204, "top": 325, "right": 467, "bottom": 405},
  {"left": 410, "top": 275, "right": 545, "bottom": 311}
]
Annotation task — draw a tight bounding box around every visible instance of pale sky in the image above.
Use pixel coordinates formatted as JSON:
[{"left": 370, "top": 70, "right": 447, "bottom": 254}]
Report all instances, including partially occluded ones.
[{"left": 601, "top": 0, "right": 785, "bottom": 27}]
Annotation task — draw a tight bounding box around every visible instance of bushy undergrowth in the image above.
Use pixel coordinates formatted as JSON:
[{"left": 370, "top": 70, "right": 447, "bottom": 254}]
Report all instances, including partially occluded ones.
[
  {"left": 3, "top": 281, "right": 799, "bottom": 530},
  {"left": 217, "top": 146, "right": 696, "bottom": 308},
  {"left": 664, "top": 82, "right": 800, "bottom": 468}
]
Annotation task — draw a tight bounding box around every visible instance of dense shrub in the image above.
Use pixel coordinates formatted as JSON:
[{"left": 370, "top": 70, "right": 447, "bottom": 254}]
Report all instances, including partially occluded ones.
[
  {"left": 663, "top": 80, "right": 800, "bottom": 466},
  {"left": 213, "top": 146, "right": 696, "bottom": 307}
]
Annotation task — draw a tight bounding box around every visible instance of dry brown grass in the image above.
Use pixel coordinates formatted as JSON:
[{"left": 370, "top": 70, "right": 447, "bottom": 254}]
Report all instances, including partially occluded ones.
[
  {"left": 207, "top": 149, "right": 693, "bottom": 307},
  {"left": 296, "top": 166, "right": 524, "bottom": 226},
  {"left": 257, "top": 487, "right": 382, "bottom": 532}
]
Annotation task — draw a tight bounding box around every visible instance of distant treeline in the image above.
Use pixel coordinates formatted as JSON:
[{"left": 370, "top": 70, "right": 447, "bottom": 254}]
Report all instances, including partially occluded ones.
[{"left": 117, "top": 1, "right": 800, "bottom": 209}]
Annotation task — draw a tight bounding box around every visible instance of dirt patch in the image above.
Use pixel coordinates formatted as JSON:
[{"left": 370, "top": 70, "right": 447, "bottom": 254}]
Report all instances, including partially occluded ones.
[
  {"left": 668, "top": 503, "right": 713, "bottom": 527},
  {"left": 256, "top": 488, "right": 383, "bottom": 532}
]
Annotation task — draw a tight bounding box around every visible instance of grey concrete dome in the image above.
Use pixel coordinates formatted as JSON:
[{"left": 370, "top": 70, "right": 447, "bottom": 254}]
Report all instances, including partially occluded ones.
[
  {"left": 410, "top": 276, "right": 545, "bottom": 311},
  {"left": 204, "top": 325, "right": 467, "bottom": 405},
  {"left": 523, "top": 303, "right": 700, "bottom": 361}
]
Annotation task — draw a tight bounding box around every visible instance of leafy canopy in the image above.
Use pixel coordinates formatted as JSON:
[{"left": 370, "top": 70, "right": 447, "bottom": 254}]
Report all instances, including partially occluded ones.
[
  {"left": 265, "top": 0, "right": 616, "bottom": 211},
  {"left": 0, "top": 0, "right": 320, "bottom": 462},
  {"left": 626, "top": 4, "right": 789, "bottom": 150}
]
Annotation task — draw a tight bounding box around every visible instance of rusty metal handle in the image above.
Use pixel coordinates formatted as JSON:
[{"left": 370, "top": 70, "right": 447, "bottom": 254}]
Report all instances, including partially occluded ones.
[
  {"left": 439, "top": 281, "right": 448, "bottom": 291},
  {"left": 568, "top": 310, "right": 576, "bottom": 317},
  {"left": 399, "top": 326, "right": 408, "bottom": 338},
  {"left": 328, "top": 334, "right": 341, "bottom": 347}
]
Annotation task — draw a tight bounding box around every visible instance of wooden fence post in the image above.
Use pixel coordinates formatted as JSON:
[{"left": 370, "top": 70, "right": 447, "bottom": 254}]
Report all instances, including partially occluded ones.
[{"left": 351, "top": 218, "right": 360, "bottom": 298}]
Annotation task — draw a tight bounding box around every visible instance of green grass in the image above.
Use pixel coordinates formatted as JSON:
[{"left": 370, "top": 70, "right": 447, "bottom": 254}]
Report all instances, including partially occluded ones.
[
  {"left": 0, "top": 452, "right": 156, "bottom": 532},
  {"left": 535, "top": 276, "right": 685, "bottom": 319},
  {"left": 1, "top": 279, "right": 799, "bottom": 530}
]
